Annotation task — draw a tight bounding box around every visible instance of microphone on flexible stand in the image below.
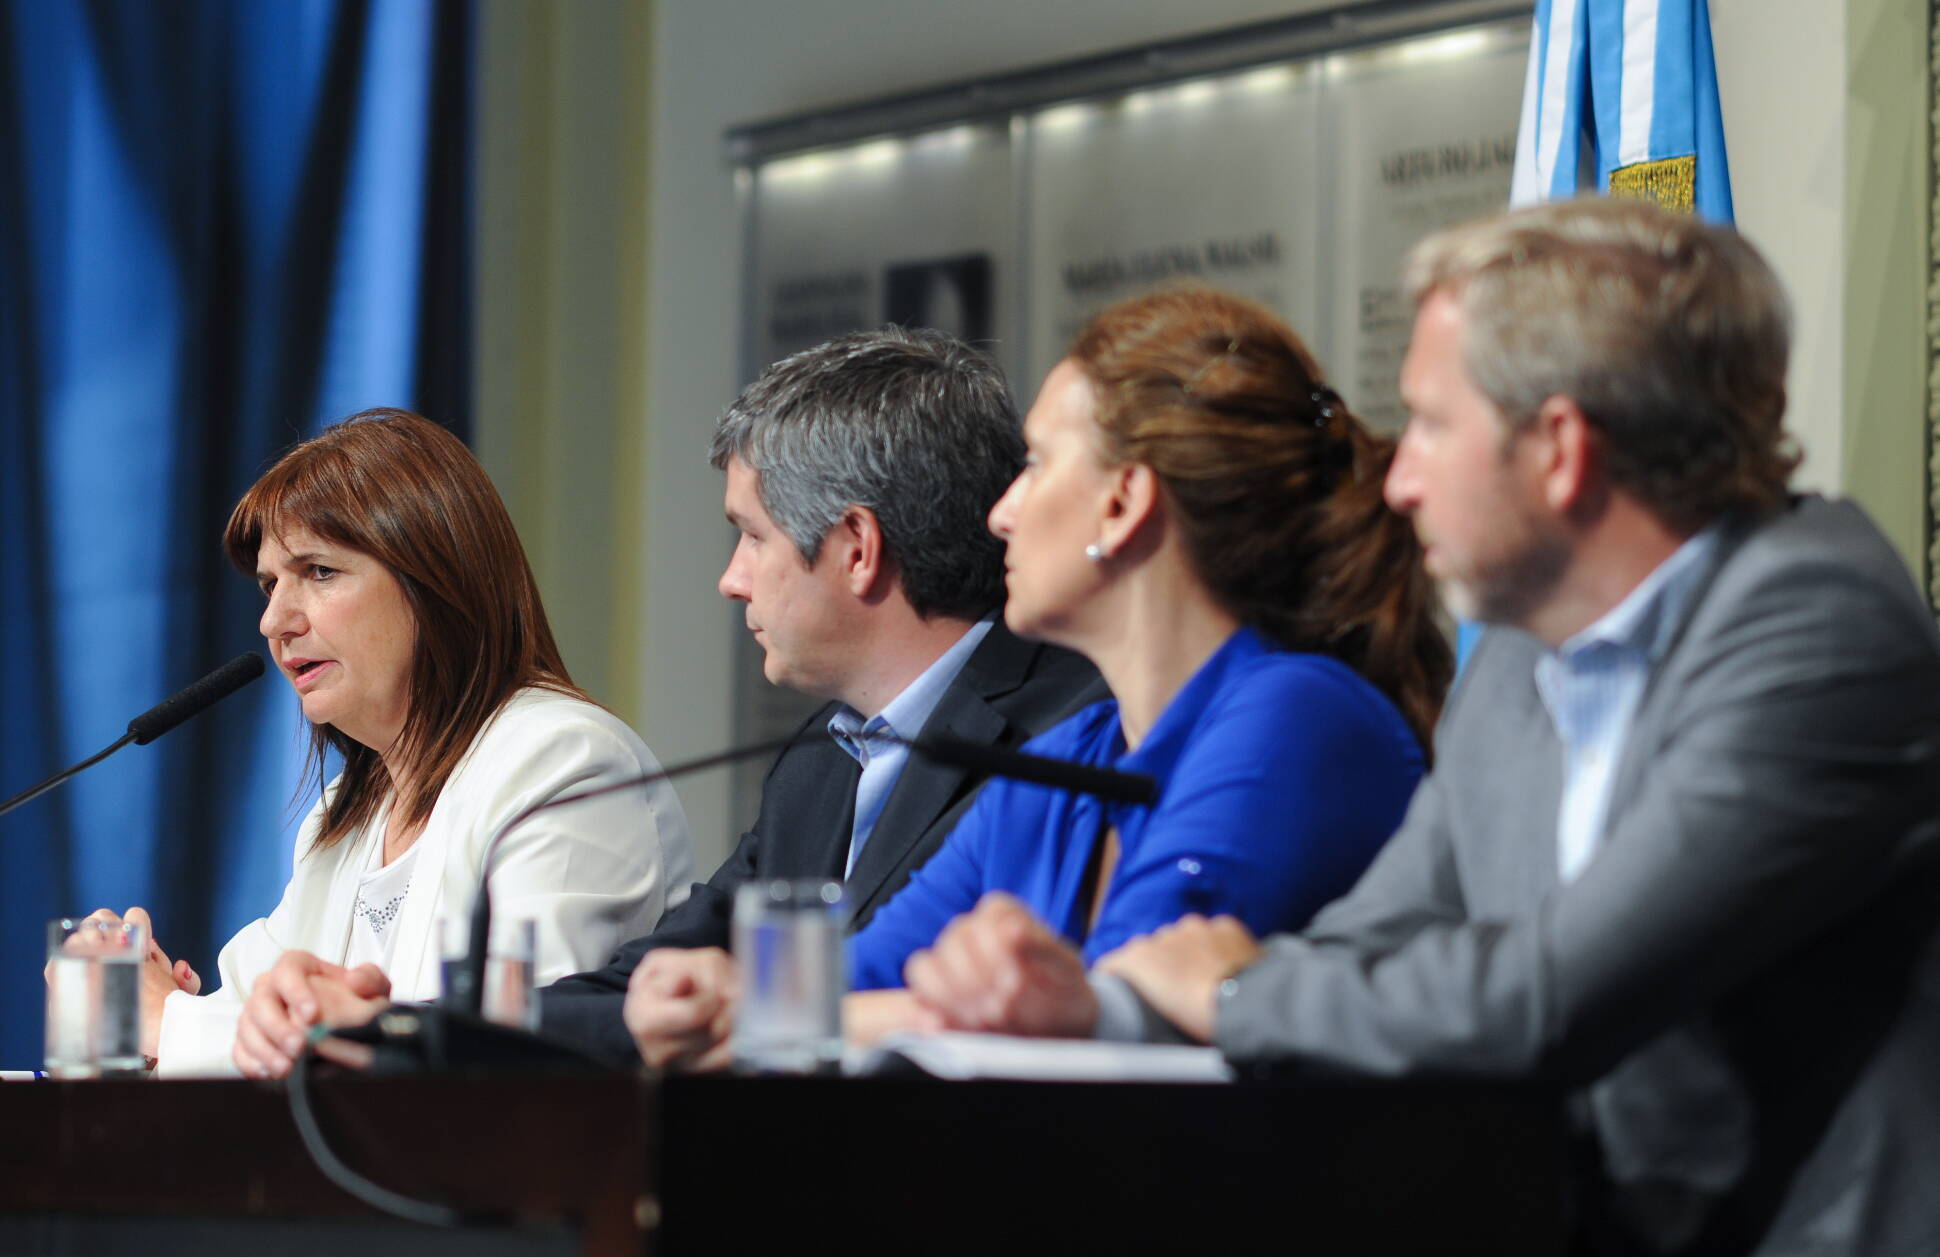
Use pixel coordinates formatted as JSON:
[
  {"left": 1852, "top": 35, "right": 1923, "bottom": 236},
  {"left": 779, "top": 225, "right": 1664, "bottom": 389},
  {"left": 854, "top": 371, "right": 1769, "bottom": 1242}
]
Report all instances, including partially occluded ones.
[
  {"left": 446, "top": 732, "right": 806, "bottom": 1018},
  {"left": 449, "top": 726, "right": 1158, "bottom": 1017},
  {"left": 446, "top": 725, "right": 1156, "bottom": 1024},
  {"left": 0, "top": 653, "right": 267, "bottom": 820}
]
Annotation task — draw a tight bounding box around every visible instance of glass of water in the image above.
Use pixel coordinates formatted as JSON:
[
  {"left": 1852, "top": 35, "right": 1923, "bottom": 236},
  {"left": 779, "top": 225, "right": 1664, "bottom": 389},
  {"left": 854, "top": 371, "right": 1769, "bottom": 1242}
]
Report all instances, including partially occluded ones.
[
  {"left": 45, "top": 917, "right": 147, "bottom": 1078},
  {"left": 731, "top": 879, "right": 847, "bottom": 1075},
  {"left": 439, "top": 916, "right": 537, "bottom": 1030}
]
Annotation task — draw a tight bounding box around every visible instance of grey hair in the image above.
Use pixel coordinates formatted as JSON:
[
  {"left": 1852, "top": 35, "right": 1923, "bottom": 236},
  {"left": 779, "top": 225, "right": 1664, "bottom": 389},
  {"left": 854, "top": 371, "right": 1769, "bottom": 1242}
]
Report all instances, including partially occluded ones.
[
  {"left": 709, "top": 327, "right": 1023, "bottom": 620},
  {"left": 1403, "top": 197, "right": 1798, "bottom": 532}
]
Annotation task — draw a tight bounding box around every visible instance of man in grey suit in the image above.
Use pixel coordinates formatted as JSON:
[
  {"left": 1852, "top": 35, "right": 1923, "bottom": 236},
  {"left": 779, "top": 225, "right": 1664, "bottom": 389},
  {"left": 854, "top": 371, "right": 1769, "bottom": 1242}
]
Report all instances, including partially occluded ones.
[{"left": 908, "top": 200, "right": 1940, "bottom": 1256}]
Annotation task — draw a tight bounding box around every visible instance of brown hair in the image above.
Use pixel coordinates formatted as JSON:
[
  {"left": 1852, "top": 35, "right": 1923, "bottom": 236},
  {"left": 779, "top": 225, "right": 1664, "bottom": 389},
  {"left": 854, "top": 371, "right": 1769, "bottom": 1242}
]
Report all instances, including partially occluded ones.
[
  {"left": 223, "top": 409, "right": 587, "bottom": 850},
  {"left": 1403, "top": 198, "right": 1797, "bottom": 532},
  {"left": 1068, "top": 287, "right": 1450, "bottom": 750}
]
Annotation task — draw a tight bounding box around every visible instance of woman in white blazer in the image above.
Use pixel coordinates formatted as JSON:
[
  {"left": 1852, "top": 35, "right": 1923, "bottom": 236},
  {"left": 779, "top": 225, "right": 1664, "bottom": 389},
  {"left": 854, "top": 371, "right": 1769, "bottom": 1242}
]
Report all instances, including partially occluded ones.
[{"left": 75, "top": 409, "right": 692, "bottom": 1077}]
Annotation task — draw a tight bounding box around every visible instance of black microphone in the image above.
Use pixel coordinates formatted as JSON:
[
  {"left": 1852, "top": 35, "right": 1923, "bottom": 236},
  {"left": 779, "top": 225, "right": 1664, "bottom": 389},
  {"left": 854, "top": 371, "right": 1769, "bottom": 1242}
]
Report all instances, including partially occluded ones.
[
  {"left": 128, "top": 652, "right": 266, "bottom": 744},
  {"left": 910, "top": 731, "right": 1159, "bottom": 805},
  {"left": 0, "top": 652, "right": 268, "bottom": 820},
  {"left": 448, "top": 728, "right": 1159, "bottom": 1016}
]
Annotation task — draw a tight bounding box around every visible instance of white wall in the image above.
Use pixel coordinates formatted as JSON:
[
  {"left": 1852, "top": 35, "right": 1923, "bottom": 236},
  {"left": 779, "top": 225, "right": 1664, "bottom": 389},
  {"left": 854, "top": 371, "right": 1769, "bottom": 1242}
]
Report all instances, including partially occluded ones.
[
  {"left": 638, "top": 0, "right": 1933, "bottom": 874},
  {"left": 639, "top": 0, "right": 1348, "bottom": 872},
  {"left": 1710, "top": 0, "right": 1928, "bottom": 567},
  {"left": 475, "top": 0, "right": 653, "bottom": 715},
  {"left": 1711, "top": 0, "right": 1846, "bottom": 492}
]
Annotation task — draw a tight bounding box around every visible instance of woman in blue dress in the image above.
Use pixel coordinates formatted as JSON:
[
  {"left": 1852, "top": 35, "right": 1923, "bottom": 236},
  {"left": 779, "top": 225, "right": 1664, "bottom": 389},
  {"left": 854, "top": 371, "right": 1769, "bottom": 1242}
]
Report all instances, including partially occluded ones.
[{"left": 842, "top": 286, "right": 1451, "bottom": 1038}]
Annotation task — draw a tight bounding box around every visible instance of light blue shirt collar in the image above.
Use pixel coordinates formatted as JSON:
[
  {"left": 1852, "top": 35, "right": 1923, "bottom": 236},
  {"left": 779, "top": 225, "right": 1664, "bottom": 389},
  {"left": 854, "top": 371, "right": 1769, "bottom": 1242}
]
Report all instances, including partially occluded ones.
[
  {"left": 826, "top": 618, "right": 995, "bottom": 874},
  {"left": 1554, "top": 525, "right": 1722, "bottom": 664}
]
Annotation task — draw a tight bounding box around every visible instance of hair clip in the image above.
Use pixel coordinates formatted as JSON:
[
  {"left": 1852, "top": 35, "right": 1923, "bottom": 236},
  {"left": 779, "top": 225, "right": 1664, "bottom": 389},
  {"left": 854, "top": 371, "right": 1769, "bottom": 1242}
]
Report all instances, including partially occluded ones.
[
  {"left": 1309, "top": 387, "right": 1341, "bottom": 428},
  {"left": 1306, "top": 387, "right": 1353, "bottom": 486}
]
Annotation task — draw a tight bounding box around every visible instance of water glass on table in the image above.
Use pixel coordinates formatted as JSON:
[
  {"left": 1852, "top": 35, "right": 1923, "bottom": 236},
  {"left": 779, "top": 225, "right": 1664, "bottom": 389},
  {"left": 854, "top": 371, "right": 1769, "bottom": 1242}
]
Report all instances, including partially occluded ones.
[
  {"left": 438, "top": 915, "right": 538, "bottom": 1030},
  {"left": 731, "top": 879, "right": 847, "bottom": 1075},
  {"left": 45, "top": 916, "right": 147, "bottom": 1078}
]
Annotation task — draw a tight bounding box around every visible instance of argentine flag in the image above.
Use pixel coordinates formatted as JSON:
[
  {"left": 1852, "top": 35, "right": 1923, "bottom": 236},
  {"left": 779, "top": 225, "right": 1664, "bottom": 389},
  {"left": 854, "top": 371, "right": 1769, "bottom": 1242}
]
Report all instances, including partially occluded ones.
[
  {"left": 1510, "top": 0, "right": 1734, "bottom": 223},
  {"left": 1454, "top": 0, "right": 1735, "bottom": 666}
]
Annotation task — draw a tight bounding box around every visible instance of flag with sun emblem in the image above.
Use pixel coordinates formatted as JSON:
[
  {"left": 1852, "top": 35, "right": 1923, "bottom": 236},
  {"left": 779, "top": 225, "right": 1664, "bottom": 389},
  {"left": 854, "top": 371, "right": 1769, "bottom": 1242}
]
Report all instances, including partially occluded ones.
[{"left": 1510, "top": 0, "right": 1733, "bottom": 223}]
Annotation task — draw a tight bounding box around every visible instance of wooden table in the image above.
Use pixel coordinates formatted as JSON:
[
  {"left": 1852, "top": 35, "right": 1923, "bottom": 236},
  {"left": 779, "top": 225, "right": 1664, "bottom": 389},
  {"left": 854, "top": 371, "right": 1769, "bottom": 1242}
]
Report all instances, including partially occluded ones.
[{"left": 0, "top": 1067, "right": 1571, "bottom": 1254}]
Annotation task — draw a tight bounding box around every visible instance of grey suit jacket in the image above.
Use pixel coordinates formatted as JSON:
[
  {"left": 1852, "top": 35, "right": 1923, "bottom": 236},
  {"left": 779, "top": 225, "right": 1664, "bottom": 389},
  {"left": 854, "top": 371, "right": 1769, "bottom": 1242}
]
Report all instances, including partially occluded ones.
[{"left": 1217, "top": 497, "right": 1940, "bottom": 1256}]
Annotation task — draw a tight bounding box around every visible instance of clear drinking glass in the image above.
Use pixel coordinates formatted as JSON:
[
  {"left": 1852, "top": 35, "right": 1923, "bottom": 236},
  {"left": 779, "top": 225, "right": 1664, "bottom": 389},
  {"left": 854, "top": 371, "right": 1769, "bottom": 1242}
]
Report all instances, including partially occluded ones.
[
  {"left": 439, "top": 916, "right": 537, "bottom": 1030},
  {"left": 731, "top": 879, "right": 847, "bottom": 1074},
  {"left": 45, "top": 917, "right": 147, "bottom": 1078}
]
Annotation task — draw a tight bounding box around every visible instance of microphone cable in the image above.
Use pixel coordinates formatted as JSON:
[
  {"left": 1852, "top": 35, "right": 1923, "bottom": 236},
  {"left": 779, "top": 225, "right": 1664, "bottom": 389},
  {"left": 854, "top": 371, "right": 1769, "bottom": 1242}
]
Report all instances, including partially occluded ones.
[{"left": 287, "top": 1042, "right": 487, "bottom": 1229}]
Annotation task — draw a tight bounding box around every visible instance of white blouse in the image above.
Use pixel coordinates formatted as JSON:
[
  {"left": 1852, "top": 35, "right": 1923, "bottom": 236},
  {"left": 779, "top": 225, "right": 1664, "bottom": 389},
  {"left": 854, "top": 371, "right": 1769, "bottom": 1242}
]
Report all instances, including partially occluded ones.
[
  {"left": 344, "top": 824, "right": 419, "bottom": 974},
  {"left": 155, "top": 688, "right": 693, "bottom": 1077}
]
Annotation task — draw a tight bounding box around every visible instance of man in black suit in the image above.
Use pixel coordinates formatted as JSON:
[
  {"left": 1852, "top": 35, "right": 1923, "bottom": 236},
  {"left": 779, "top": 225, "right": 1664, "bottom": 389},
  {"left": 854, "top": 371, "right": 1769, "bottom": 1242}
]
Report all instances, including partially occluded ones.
[
  {"left": 227, "top": 327, "right": 1100, "bottom": 1075},
  {"left": 555, "top": 328, "right": 1100, "bottom": 1066}
]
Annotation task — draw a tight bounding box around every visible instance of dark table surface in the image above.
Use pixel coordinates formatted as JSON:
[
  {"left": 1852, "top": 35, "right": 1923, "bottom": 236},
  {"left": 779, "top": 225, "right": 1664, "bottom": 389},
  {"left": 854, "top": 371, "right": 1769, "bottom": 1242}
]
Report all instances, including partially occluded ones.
[{"left": 0, "top": 1066, "right": 1572, "bottom": 1255}]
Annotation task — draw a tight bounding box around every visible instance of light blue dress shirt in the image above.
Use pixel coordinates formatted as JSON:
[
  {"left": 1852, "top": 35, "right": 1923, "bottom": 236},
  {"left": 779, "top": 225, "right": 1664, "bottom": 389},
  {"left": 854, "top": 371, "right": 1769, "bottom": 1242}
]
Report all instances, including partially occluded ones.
[
  {"left": 825, "top": 619, "right": 993, "bottom": 876},
  {"left": 1535, "top": 527, "right": 1720, "bottom": 884}
]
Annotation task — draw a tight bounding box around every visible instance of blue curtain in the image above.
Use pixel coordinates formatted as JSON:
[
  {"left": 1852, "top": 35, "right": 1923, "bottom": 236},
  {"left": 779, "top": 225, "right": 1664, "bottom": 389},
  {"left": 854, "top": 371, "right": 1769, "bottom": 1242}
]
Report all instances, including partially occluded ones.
[{"left": 0, "top": 0, "right": 472, "bottom": 1068}]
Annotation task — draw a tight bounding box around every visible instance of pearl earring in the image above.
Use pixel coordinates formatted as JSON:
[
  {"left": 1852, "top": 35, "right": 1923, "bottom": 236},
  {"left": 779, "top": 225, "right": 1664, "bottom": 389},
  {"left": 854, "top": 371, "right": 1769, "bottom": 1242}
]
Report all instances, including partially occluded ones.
[{"left": 1084, "top": 543, "right": 1106, "bottom": 563}]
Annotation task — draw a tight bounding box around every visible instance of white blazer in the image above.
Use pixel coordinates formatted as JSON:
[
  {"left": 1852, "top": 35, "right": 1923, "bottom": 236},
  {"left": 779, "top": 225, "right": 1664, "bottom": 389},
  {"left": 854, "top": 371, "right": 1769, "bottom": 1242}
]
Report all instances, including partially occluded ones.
[{"left": 155, "top": 688, "right": 693, "bottom": 1077}]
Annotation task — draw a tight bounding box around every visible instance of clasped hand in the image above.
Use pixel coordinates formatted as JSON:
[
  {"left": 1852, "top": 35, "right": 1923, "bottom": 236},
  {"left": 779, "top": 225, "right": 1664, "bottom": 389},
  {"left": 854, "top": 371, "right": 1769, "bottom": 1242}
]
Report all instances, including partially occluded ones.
[
  {"left": 902, "top": 892, "right": 1099, "bottom": 1037},
  {"left": 624, "top": 947, "right": 740, "bottom": 1072},
  {"left": 903, "top": 891, "right": 1265, "bottom": 1044},
  {"left": 233, "top": 950, "right": 392, "bottom": 1077}
]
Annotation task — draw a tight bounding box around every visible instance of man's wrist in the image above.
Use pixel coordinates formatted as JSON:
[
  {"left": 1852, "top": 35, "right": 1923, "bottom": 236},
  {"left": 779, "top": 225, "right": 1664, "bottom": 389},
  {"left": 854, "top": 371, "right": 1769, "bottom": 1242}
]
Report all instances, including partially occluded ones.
[{"left": 1208, "top": 959, "right": 1256, "bottom": 1044}]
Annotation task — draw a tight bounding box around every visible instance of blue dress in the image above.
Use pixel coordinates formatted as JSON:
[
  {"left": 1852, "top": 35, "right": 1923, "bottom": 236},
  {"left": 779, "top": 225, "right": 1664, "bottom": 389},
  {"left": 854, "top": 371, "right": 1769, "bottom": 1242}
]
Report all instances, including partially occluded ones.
[{"left": 848, "top": 626, "right": 1425, "bottom": 989}]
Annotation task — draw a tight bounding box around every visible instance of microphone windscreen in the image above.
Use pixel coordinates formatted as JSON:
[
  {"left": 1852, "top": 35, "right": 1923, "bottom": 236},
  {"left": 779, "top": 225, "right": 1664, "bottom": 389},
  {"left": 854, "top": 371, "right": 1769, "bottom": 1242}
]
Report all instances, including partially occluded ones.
[{"left": 126, "top": 653, "right": 267, "bottom": 745}]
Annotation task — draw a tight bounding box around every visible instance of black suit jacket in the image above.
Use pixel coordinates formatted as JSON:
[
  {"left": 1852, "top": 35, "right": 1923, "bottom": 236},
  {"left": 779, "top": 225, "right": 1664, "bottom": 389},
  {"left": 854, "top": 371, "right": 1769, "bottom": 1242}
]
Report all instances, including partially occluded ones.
[{"left": 540, "top": 624, "right": 1107, "bottom": 1063}]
